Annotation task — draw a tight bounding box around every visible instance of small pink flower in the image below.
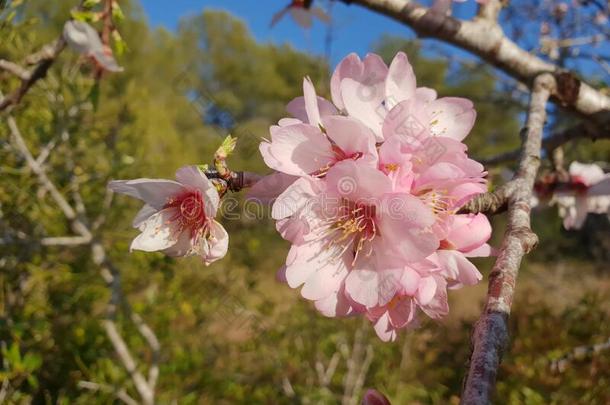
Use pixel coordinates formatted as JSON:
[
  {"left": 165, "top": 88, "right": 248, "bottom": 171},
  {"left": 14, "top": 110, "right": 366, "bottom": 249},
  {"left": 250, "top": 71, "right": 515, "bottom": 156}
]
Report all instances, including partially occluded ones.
[
  {"left": 270, "top": 0, "right": 330, "bottom": 29},
  {"left": 109, "top": 166, "right": 228, "bottom": 265},
  {"left": 63, "top": 20, "right": 123, "bottom": 73},
  {"left": 551, "top": 162, "right": 610, "bottom": 230},
  {"left": 362, "top": 388, "right": 391, "bottom": 405}
]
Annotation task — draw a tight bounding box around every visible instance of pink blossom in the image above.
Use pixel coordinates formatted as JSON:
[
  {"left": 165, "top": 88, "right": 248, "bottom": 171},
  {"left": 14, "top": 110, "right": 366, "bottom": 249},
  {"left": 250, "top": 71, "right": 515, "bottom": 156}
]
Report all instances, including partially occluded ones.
[
  {"left": 551, "top": 162, "right": 610, "bottom": 230},
  {"left": 362, "top": 389, "right": 391, "bottom": 405},
  {"left": 109, "top": 166, "right": 228, "bottom": 265},
  {"left": 270, "top": 0, "right": 330, "bottom": 29},
  {"left": 330, "top": 52, "right": 476, "bottom": 141},
  {"left": 63, "top": 20, "right": 123, "bottom": 72},
  {"left": 256, "top": 52, "right": 492, "bottom": 341},
  {"left": 276, "top": 160, "right": 440, "bottom": 317}
]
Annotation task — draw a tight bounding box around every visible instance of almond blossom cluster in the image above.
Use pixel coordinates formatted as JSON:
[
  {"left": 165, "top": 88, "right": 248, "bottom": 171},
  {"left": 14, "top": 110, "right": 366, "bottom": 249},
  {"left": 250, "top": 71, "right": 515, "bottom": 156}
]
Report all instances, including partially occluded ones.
[{"left": 250, "top": 52, "right": 493, "bottom": 341}]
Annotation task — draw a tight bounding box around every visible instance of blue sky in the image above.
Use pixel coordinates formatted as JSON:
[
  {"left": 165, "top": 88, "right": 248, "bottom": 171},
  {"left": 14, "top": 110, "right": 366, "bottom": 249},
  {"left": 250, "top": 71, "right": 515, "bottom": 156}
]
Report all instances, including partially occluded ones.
[
  {"left": 139, "top": 1, "right": 608, "bottom": 79},
  {"left": 139, "top": 0, "right": 479, "bottom": 66}
]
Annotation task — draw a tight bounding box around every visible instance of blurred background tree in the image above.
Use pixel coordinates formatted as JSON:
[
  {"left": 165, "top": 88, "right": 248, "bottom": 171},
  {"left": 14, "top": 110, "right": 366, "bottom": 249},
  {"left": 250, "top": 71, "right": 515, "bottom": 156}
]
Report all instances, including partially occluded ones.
[{"left": 1, "top": 0, "right": 609, "bottom": 403}]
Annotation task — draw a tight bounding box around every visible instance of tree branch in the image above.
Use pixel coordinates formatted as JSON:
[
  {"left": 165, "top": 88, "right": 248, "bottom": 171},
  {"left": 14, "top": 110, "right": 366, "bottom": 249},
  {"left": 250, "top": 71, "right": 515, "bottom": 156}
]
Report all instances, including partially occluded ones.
[
  {"left": 0, "top": 59, "right": 31, "bottom": 80},
  {"left": 5, "top": 114, "right": 159, "bottom": 405},
  {"left": 339, "top": 0, "right": 610, "bottom": 122},
  {"left": 0, "top": 38, "right": 66, "bottom": 112},
  {"left": 550, "top": 336, "right": 610, "bottom": 373},
  {"left": 460, "top": 73, "right": 556, "bottom": 404},
  {"left": 476, "top": 0, "right": 504, "bottom": 22},
  {"left": 78, "top": 381, "right": 139, "bottom": 405}
]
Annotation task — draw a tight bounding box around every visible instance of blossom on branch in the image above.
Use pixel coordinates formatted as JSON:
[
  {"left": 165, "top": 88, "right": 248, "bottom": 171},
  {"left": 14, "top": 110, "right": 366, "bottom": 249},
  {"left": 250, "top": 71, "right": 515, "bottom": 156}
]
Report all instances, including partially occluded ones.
[
  {"left": 362, "top": 388, "right": 391, "bottom": 405},
  {"left": 270, "top": 0, "right": 331, "bottom": 29},
  {"left": 536, "top": 161, "right": 610, "bottom": 230},
  {"left": 63, "top": 20, "right": 123, "bottom": 72},
  {"left": 253, "top": 52, "right": 492, "bottom": 341},
  {"left": 109, "top": 166, "right": 228, "bottom": 265}
]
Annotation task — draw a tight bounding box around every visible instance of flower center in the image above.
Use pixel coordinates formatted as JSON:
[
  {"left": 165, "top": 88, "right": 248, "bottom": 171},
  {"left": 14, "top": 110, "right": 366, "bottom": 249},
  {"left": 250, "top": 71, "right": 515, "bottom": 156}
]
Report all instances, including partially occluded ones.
[
  {"left": 325, "top": 199, "right": 378, "bottom": 265},
  {"left": 417, "top": 189, "right": 455, "bottom": 215},
  {"left": 164, "top": 190, "right": 209, "bottom": 240},
  {"left": 311, "top": 145, "right": 363, "bottom": 178}
]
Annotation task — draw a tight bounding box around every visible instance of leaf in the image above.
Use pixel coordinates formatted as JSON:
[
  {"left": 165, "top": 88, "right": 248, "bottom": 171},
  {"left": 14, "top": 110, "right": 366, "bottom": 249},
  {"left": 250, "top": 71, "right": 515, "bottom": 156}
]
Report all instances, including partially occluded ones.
[
  {"left": 112, "top": 2, "right": 125, "bottom": 21},
  {"left": 216, "top": 135, "right": 237, "bottom": 159},
  {"left": 112, "top": 30, "right": 128, "bottom": 56},
  {"left": 83, "top": 0, "right": 101, "bottom": 8},
  {"left": 23, "top": 353, "right": 42, "bottom": 371},
  {"left": 27, "top": 375, "right": 39, "bottom": 390},
  {"left": 6, "top": 342, "right": 21, "bottom": 365},
  {"left": 70, "top": 10, "right": 95, "bottom": 22}
]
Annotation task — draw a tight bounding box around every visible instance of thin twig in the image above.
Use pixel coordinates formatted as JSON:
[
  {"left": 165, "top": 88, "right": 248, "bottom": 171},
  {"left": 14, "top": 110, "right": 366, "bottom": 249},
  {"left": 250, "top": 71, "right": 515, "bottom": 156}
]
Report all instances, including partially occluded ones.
[
  {"left": 5, "top": 114, "right": 158, "bottom": 405},
  {"left": 0, "top": 59, "right": 31, "bottom": 80},
  {"left": 78, "top": 380, "right": 139, "bottom": 405},
  {"left": 0, "top": 38, "right": 66, "bottom": 112},
  {"left": 550, "top": 337, "right": 610, "bottom": 373}
]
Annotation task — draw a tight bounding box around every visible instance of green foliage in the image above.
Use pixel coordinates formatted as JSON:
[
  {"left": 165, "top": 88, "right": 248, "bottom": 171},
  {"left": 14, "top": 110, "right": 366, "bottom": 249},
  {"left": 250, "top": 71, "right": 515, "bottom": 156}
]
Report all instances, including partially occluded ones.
[{"left": 1, "top": 2, "right": 608, "bottom": 404}]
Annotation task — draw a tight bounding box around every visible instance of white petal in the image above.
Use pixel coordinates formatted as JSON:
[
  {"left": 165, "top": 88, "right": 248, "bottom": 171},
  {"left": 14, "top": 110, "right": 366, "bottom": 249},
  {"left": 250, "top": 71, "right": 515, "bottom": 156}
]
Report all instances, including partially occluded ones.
[
  {"left": 133, "top": 204, "right": 157, "bottom": 229},
  {"left": 91, "top": 49, "right": 124, "bottom": 73},
  {"left": 303, "top": 77, "right": 322, "bottom": 127},
  {"left": 108, "top": 179, "right": 184, "bottom": 210},
  {"left": 130, "top": 209, "right": 180, "bottom": 252},
  {"left": 63, "top": 20, "right": 102, "bottom": 55}
]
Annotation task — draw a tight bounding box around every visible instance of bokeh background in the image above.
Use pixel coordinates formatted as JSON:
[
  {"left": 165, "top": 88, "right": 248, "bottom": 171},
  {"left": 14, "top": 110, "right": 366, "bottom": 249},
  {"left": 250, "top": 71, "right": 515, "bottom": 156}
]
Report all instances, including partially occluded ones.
[{"left": 1, "top": 1, "right": 609, "bottom": 403}]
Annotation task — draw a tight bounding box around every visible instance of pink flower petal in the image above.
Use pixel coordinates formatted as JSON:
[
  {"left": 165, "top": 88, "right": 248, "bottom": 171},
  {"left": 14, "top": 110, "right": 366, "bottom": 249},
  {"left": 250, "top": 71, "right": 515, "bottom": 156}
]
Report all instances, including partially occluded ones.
[
  {"left": 246, "top": 172, "right": 298, "bottom": 205},
  {"left": 340, "top": 78, "right": 386, "bottom": 141},
  {"left": 108, "top": 179, "right": 184, "bottom": 210},
  {"left": 436, "top": 250, "right": 482, "bottom": 287},
  {"left": 388, "top": 297, "right": 416, "bottom": 328},
  {"left": 325, "top": 160, "right": 392, "bottom": 201},
  {"left": 197, "top": 220, "right": 229, "bottom": 265},
  {"left": 323, "top": 115, "right": 378, "bottom": 166},
  {"left": 286, "top": 96, "right": 337, "bottom": 124},
  {"left": 371, "top": 312, "right": 398, "bottom": 342},
  {"left": 385, "top": 51, "right": 416, "bottom": 109},
  {"left": 330, "top": 53, "right": 364, "bottom": 110},
  {"left": 314, "top": 284, "right": 357, "bottom": 317},
  {"left": 446, "top": 213, "right": 492, "bottom": 253},
  {"left": 376, "top": 194, "right": 439, "bottom": 262},
  {"left": 362, "top": 389, "right": 392, "bottom": 405},
  {"left": 264, "top": 124, "right": 334, "bottom": 176},
  {"left": 416, "top": 276, "right": 438, "bottom": 306},
  {"left": 303, "top": 76, "right": 322, "bottom": 127},
  {"left": 426, "top": 97, "right": 476, "bottom": 141}
]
